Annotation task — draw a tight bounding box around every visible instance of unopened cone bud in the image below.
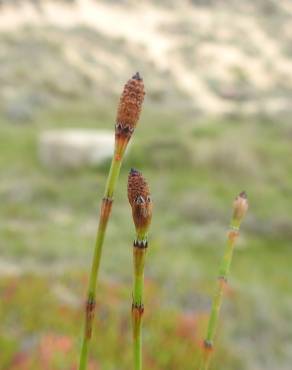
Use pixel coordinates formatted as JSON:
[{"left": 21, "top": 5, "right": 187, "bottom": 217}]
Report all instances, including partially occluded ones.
[
  {"left": 128, "top": 168, "right": 152, "bottom": 238},
  {"left": 232, "top": 191, "right": 248, "bottom": 226}
]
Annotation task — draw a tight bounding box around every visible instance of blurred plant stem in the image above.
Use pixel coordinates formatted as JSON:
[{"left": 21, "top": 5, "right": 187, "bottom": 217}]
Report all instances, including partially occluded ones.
[
  {"left": 78, "top": 155, "right": 122, "bottom": 370},
  {"left": 198, "top": 192, "right": 248, "bottom": 370}
]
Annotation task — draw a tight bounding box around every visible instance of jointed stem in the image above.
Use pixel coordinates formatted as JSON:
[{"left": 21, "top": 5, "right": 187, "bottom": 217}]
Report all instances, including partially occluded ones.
[
  {"left": 198, "top": 217, "right": 243, "bottom": 370},
  {"left": 128, "top": 169, "right": 152, "bottom": 370},
  {"left": 78, "top": 72, "right": 145, "bottom": 370},
  {"left": 206, "top": 228, "right": 238, "bottom": 344},
  {"left": 132, "top": 273, "right": 144, "bottom": 370},
  {"left": 132, "top": 239, "right": 147, "bottom": 370},
  {"left": 78, "top": 154, "right": 122, "bottom": 370}
]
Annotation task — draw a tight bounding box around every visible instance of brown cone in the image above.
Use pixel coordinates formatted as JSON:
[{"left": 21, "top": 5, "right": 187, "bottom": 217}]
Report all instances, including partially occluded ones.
[
  {"left": 128, "top": 168, "right": 152, "bottom": 234},
  {"left": 115, "top": 73, "right": 145, "bottom": 143}
]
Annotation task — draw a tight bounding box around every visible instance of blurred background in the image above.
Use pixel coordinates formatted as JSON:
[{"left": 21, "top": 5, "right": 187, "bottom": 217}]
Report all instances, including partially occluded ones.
[{"left": 1, "top": 0, "right": 292, "bottom": 369}]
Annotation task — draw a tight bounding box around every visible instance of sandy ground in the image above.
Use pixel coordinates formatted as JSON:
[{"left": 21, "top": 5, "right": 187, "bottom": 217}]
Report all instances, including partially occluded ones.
[{"left": 0, "top": 0, "right": 291, "bottom": 114}]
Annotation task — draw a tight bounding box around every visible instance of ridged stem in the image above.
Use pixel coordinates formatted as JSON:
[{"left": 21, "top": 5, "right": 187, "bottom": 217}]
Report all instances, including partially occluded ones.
[
  {"left": 198, "top": 217, "right": 243, "bottom": 370},
  {"left": 78, "top": 150, "right": 123, "bottom": 370},
  {"left": 132, "top": 237, "right": 147, "bottom": 370}
]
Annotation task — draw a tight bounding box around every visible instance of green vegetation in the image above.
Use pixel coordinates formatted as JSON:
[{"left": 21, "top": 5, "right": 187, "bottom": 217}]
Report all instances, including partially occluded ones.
[
  {"left": 1, "top": 103, "right": 292, "bottom": 369},
  {"left": 1, "top": 2, "right": 292, "bottom": 368}
]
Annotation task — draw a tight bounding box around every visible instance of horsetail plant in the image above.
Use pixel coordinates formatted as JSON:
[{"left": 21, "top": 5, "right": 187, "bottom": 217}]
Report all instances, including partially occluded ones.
[
  {"left": 198, "top": 192, "right": 248, "bottom": 370},
  {"left": 78, "top": 73, "right": 145, "bottom": 370},
  {"left": 128, "top": 169, "right": 153, "bottom": 370}
]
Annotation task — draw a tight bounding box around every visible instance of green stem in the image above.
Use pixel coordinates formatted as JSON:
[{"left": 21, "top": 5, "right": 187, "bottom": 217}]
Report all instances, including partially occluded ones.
[
  {"left": 199, "top": 218, "right": 242, "bottom": 370},
  {"left": 132, "top": 273, "right": 144, "bottom": 370},
  {"left": 132, "top": 237, "right": 147, "bottom": 370},
  {"left": 104, "top": 152, "right": 123, "bottom": 199},
  {"left": 78, "top": 152, "right": 123, "bottom": 370},
  {"left": 134, "top": 328, "right": 142, "bottom": 370},
  {"left": 133, "top": 273, "right": 144, "bottom": 307}
]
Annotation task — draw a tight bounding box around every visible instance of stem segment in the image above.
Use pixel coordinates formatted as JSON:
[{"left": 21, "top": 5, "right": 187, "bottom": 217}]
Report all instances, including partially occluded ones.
[
  {"left": 132, "top": 239, "right": 147, "bottom": 370},
  {"left": 198, "top": 193, "right": 248, "bottom": 370},
  {"left": 78, "top": 154, "right": 122, "bottom": 370}
]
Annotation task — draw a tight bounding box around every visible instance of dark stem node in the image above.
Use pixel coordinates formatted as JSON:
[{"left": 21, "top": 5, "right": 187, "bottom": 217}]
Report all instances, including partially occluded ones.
[
  {"left": 85, "top": 296, "right": 96, "bottom": 339},
  {"left": 218, "top": 275, "right": 228, "bottom": 283},
  {"left": 132, "top": 302, "right": 144, "bottom": 314},
  {"left": 100, "top": 197, "right": 113, "bottom": 221},
  {"left": 134, "top": 239, "right": 148, "bottom": 249},
  {"left": 204, "top": 340, "right": 214, "bottom": 351}
]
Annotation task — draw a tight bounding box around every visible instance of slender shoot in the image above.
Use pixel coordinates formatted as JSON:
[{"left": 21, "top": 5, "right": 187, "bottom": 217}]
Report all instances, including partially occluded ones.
[
  {"left": 78, "top": 73, "right": 145, "bottom": 370},
  {"left": 198, "top": 192, "right": 248, "bottom": 370},
  {"left": 128, "top": 169, "right": 153, "bottom": 370}
]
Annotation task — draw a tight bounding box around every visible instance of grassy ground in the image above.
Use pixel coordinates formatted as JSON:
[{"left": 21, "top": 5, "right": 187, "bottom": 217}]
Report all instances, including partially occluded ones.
[{"left": 1, "top": 103, "right": 292, "bottom": 369}]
